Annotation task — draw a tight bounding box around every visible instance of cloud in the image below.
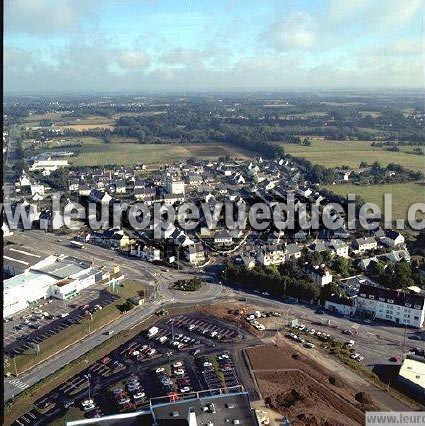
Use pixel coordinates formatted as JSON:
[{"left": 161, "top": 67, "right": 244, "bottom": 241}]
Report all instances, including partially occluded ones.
[
  {"left": 386, "top": 39, "right": 423, "bottom": 56},
  {"left": 328, "top": 0, "right": 423, "bottom": 30},
  {"left": 116, "top": 50, "right": 151, "bottom": 69},
  {"left": 4, "top": 0, "right": 98, "bottom": 35},
  {"left": 261, "top": 12, "right": 317, "bottom": 51}
]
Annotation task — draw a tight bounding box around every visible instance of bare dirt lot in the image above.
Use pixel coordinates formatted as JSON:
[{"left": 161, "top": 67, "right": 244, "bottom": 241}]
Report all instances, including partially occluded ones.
[{"left": 247, "top": 345, "right": 380, "bottom": 426}]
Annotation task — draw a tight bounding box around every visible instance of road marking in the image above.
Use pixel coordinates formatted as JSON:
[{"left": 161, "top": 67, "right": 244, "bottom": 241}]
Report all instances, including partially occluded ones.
[{"left": 8, "top": 378, "right": 30, "bottom": 390}]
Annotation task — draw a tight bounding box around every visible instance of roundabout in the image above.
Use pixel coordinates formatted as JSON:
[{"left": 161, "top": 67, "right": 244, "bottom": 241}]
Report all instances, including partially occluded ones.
[{"left": 156, "top": 278, "right": 225, "bottom": 304}]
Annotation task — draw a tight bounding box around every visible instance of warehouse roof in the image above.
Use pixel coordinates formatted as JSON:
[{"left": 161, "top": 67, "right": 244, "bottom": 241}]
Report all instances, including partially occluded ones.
[{"left": 4, "top": 246, "right": 44, "bottom": 272}]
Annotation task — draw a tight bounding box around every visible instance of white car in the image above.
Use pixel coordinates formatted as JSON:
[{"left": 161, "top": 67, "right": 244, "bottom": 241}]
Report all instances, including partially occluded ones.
[
  {"left": 83, "top": 403, "right": 96, "bottom": 411},
  {"left": 180, "top": 386, "right": 191, "bottom": 393},
  {"left": 82, "top": 399, "right": 94, "bottom": 407},
  {"left": 156, "top": 367, "right": 165, "bottom": 374},
  {"left": 173, "top": 361, "right": 183, "bottom": 368},
  {"left": 133, "top": 392, "right": 145, "bottom": 400},
  {"left": 298, "top": 325, "right": 305, "bottom": 331},
  {"left": 350, "top": 353, "right": 364, "bottom": 360},
  {"left": 309, "top": 329, "right": 316, "bottom": 335},
  {"left": 131, "top": 350, "right": 140, "bottom": 356},
  {"left": 305, "top": 342, "right": 315, "bottom": 349},
  {"left": 174, "top": 368, "right": 185, "bottom": 376}
]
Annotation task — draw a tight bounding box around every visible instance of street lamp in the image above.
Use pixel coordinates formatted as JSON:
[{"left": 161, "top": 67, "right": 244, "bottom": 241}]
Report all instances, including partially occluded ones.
[{"left": 84, "top": 374, "right": 92, "bottom": 400}]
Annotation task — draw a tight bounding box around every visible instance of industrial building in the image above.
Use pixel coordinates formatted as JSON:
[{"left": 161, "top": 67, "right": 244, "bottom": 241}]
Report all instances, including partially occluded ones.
[
  {"left": 4, "top": 254, "right": 104, "bottom": 318},
  {"left": 3, "top": 246, "right": 45, "bottom": 276}
]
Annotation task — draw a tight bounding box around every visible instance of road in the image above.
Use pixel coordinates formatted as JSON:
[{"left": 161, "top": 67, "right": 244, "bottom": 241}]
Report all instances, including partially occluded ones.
[
  {"left": 3, "top": 130, "right": 19, "bottom": 201},
  {"left": 4, "top": 230, "right": 425, "bottom": 404},
  {"left": 3, "top": 230, "right": 226, "bottom": 401}
]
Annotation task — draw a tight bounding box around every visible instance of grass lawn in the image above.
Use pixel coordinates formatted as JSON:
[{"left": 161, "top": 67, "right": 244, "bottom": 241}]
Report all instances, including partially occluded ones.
[
  {"left": 9, "top": 280, "right": 145, "bottom": 374},
  {"left": 322, "top": 182, "right": 425, "bottom": 220},
  {"left": 69, "top": 142, "right": 250, "bottom": 166},
  {"left": 276, "top": 139, "right": 425, "bottom": 172},
  {"left": 49, "top": 407, "right": 85, "bottom": 425}
]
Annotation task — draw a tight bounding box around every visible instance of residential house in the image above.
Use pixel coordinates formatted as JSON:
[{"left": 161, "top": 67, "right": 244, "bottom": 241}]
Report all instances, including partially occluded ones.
[
  {"left": 356, "top": 283, "right": 425, "bottom": 328},
  {"left": 161, "top": 193, "right": 185, "bottom": 205},
  {"left": 109, "top": 180, "right": 126, "bottom": 194},
  {"left": 214, "top": 230, "right": 233, "bottom": 245},
  {"left": 293, "top": 230, "right": 308, "bottom": 242},
  {"left": 185, "top": 175, "right": 203, "bottom": 186},
  {"left": 285, "top": 243, "right": 302, "bottom": 260},
  {"left": 30, "top": 183, "right": 45, "bottom": 196},
  {"left": 325, "top": 295, "right": 356, "bottom": 316},
  {"left": 329, "top": 239, "right": 349, "bottom": 258},
  {"left": 184, "top": 242, "right": 206, "bottom": 265},
  {"left": 130, "top": 244, "right": 161, "bottom": 262},
  {"left": 165, "top": 177, "right": 185, "bottom": 195},
  {"left": 305, "top": 265, "right": 333, "bottom": 286},
  {"left": 257, "top": 245, "right": 285, "bottom": 266},
  {"left": 88, "top": 189, "right": 112, "bottom": 204},
  {"left": 99, "top": 228, "right": 130, "bottom": 249},
  {"left": 134, "top": 187, "right": 156, "bottom": 201},
  {"left": 68, "top": 179, "right": 80, "bottom": 191},
  {"left": 18, "top": 173, "right": 32, "bottom": 187},
  {"left": 382, "top": 230, "right": 405, "bottom": 247},
  {"left": 78, "top": 185, "right": 91, "bottom": 196},
  {"left": 298, "top": 186, "right": 312, "bottom": 198},
  {"left": 352, "top": 237, "right": 377, "bottom": 253}
]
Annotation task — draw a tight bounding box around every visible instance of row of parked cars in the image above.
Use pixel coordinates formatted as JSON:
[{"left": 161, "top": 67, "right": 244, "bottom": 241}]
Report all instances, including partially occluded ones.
[
  {"left": 294, "top": 324, "right": 332, "bottom": 341},
  {"left": 287, "top": 333, "right": 315, "bottom": 349},
  {"left": 111, "top": 374, "right": 146, "bottom": 410},
  {"left": 80, "top": 399, "right": 103, "bottom": 418}
]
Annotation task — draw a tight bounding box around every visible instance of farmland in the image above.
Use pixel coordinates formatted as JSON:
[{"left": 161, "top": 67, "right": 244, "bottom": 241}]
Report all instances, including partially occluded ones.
[
  {"left": 322, "top": 182, "right": 425, "bottom": 220},
  {"left": 65, "top": 139, "right": 250, "bottom": 166},
  {"left": 277, "top": 139, "right": 425, "bottom": 172}
]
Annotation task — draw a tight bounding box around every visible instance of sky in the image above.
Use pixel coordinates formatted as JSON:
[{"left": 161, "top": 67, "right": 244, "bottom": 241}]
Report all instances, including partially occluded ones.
[{"left": 4, "top": 0, "right": 424, "bottom": 93}]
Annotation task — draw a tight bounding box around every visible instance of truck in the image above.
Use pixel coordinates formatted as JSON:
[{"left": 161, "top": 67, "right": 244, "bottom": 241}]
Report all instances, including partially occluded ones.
[
  {"left": 147, "top": 326, "right": 159, "bottom": 338},
  {"left": 70, "top": 240, "right": 84, "bottom": 249}
]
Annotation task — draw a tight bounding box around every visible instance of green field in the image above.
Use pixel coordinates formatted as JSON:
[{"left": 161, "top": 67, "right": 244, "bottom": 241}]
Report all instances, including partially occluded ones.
[
  {"left": 277, "top": 139, "right": 425, "bottom": 172},
  {"left": 322, "top": 182, "right": 425, "bottom": 220},
  {"left": 68, "top": 140, "right": 250, "bottom": 166}
]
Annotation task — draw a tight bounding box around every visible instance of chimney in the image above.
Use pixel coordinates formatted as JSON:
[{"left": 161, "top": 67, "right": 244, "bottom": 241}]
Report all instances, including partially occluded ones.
[{"left": 188, "top": 407, "right": 198, "bottom": 426}]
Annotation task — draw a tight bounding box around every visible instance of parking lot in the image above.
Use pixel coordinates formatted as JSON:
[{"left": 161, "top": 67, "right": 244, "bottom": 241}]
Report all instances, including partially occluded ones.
[
  {"left": 10, "top": 314, "right": 259, "bottom": 425},
  {"left": 166, "top": 314, "right": 240, "bottom": 342},
  {"left": 4, "top": 287, "right": 120, "bottom": 357}
]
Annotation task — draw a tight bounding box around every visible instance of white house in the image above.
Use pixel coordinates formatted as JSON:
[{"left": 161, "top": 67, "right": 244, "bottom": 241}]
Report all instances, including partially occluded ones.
[
  {"left": 352, "top": 237, "right": 377, "bottom": 253},
  {"left": 19, "top": 173, "right": 32, "bottom": 187},
  {"left": 257, "top": 245, "right": 285, "bottom": 266},
  {"left": 184, "top": 243, "right": 206, "bottom": 264},
  {"left": 325, "top": 296, "right": 356, "bottom": 316},
  {"left": 130, "top": 245, "right": 161, "bottom": 262},
  {"left": 356, "top": 283, "right": 425, "bottom": 328},
  {"left": 329, "top": 239, "right": 349, "bottom": 257},
  {"left": 31, "top": 183, "right": 45, "bottom": 196},
  {"left": 382, "top": 230, "right": 405, "bottom": 247},
  {"left": 165, "top": 177, "right": 185, "bottom": 195},
  {"left": 214, "top": 230, "right": 233, "bottom": 245},
  {"left": 89, "top": 189, "right": 112, "bottom": 204},
  {"left": 306, "top": 265, "right": 333, "bottom": 286}
]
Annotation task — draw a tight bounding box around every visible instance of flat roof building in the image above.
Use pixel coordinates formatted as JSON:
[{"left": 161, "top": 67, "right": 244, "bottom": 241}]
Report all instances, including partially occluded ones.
[
  {"left": 3, "top": 246, "right": 45, "bottom": 276},
  {"left": 66, "top": 391, "right": 258, "bottom": 426}
]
